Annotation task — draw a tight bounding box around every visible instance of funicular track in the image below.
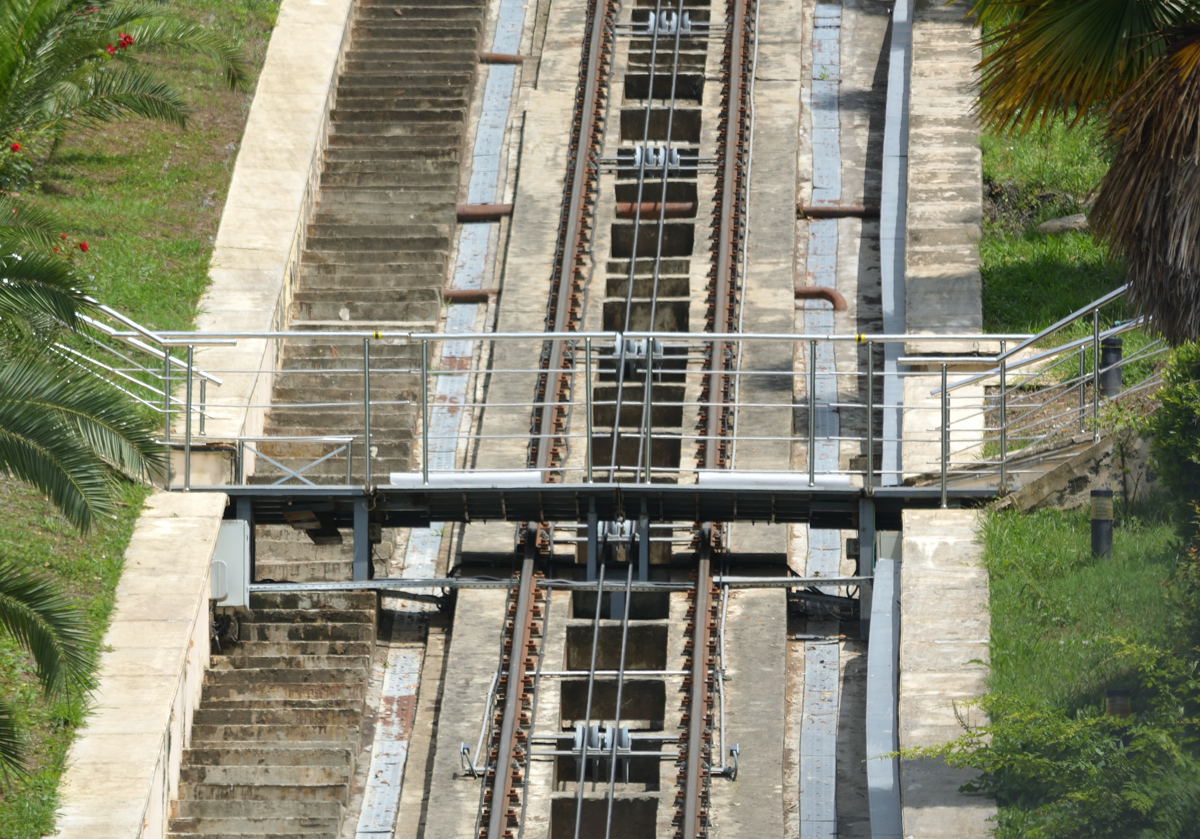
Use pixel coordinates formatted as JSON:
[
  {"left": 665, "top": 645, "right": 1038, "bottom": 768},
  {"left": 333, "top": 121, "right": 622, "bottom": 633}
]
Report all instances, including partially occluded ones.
[{"left": 480, "top": 2, "right": 757, "bottom": 838}]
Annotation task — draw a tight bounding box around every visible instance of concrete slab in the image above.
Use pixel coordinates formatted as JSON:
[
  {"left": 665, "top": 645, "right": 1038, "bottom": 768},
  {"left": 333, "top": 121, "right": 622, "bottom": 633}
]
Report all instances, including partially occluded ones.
[{"left": 899, "top": 509, "right": 994, "bottom": 838}]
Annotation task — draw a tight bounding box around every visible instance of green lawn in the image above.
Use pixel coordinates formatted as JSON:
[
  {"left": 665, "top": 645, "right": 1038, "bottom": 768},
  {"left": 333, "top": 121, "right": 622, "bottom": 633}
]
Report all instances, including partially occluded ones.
[
  {"left": 0, "top": 1, "right": 279, "bottom": 833},
  {"left": 980, "top": 121, "right": 1127, "bottom": 333}
]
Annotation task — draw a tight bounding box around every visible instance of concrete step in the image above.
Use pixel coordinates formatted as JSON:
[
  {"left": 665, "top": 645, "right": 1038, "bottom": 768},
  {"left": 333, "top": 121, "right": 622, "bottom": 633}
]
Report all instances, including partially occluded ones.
[
  {"left": 316, "top": 170, "right": 459, "bottom": 189},
  {"left": 189, "top": 723, "right": 360, "bottom": 744},
  {"left": 252, "top": 561, "right": 363, "bottom": 583},
  {"left": 323, "top": 146, "right": 461, "bottom": 163},
  {"left": 304, "top": 233, "right": 450, "bottom": 252},
  {"left": 204, "top": 666, "right": 368, "bottom": 687},
  {"left": 249, "top": 591, "right": 375, "bottom": 611},
  {"left": 350, "top": 41, "right": 479, "bottom": 56},
  {"left": 181, "top": 763, "right": 350, "bottom": 789},
  {"left": 298, "top": 272, "right": 444, "bottom": 290},
  {"left": 229, "top": 608, "right": 374, "bottom": 625},
  {"left": 169, "top": 815, "right": 340, "bottom": 835},
  {"left": 191, "top": 707, "right": 363, "bottom": 727},
  {"left": 175, "top": 800, "right": 344, "bottom": 820},
  {"left": 210, "top": 654, "right": 372, "bottom": 672},
  {"left": 218, "top": 639, "right": 374, "bottom": 657},
  {"left": 320, "top": 159, "right": 459, "bottom": 176},
  {"left": 178, "top": 781, "right": 349, "bottom": 804},
  {"left": 301, "top": 248, "right": 447, "bottom": 266},
  {"left": 239, "top": 621, "right": 375, "bottom": 643},
  {"left": 327, "top": 120, "right": 464, "bottom": 138},
  {"left": 343, "top": 59, "right": 476, "bottom": 73},
  {"left": 200, "top": 682, "right": 367, "bottom": 705}
]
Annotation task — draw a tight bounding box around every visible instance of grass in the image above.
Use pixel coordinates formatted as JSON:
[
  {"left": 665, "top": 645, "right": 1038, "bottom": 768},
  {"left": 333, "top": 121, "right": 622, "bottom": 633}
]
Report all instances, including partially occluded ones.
[
  {"left": 982, "top": 506, "right": 1178, "bottom": 711},
  {"left": 0, "top": 1, "right": 280, "bottom": 834},
  {"left": 980, "top": 120, "right": 1129, "bottom": 334}
]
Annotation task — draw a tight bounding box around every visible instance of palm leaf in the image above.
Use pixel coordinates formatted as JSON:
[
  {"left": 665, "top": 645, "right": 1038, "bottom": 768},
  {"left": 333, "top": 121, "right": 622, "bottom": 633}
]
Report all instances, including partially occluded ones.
[
  {"left": 0, "top": 196, "right": 64, "bottom": 251},
  {"left": 0, "top": 249, "right": 90, "bottom": 336},
  {"left": 0, "top": 560, "right": 93, "bottom": 697},
  {"left": 1092, "top": 27, "right": 1200, "bottom": 344},
  {"left": 0, "top": 698, "right": 26, "bottom": 779},
  {"left": 975, "top": 0, "right": 1200, "bottom": 133},
  {"left": 0, "top": 356, "right": 163, "bottom": 531}
]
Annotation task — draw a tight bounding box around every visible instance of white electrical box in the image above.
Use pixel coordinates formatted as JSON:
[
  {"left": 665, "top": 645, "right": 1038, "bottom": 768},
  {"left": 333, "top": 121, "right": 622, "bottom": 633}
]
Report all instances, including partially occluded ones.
[{"left": 211, "top": 519, "right": 250, "bottom": 608}]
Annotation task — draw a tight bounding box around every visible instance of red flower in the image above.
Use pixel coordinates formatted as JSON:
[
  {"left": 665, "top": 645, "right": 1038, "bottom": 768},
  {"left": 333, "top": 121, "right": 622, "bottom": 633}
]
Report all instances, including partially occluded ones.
[
  {"left": 9, "top": 143, "right": 18, "bottom": 153},
  {"left": 60, "top": 233, "right": 67, "bottom": 239},
  {"left": 106, "top": 44, "right": 115, "bottom": 55},
  {"left": 79, "top": 242, "right": 88, "bottom": 252},
  {"left": 53, "top": 247, "right": 59, "bottom": 253}
]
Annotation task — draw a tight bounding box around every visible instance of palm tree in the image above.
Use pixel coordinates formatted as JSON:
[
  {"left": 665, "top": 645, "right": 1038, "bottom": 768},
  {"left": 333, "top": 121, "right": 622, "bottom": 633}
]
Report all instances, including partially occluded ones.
[
  {"left": 0, "top": 560, "right": 93, "bottom": 777},
  {"left": 0, "top": 195, "right": 163, "bottom": 773},
  {"left": 0, "top": 0, "right": 246, "bottom": 187},
  {"left": 971, "top": 0, "right": 1200, "bottom": 344}
]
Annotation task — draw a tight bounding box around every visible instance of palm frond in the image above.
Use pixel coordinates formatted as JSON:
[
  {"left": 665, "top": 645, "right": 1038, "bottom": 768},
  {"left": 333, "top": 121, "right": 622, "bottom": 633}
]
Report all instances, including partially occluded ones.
[
  {"left": 0, "top": 560, "right": 93, "bottom": 697},
  {"left": 0, "top": 196, "right": 64, "bottom": 251},
  {"left": 0, "top": 249, "right": 90, "bottom": 337},
  {"left": 0, "top": 698, "right": 26, "bottom": 780},
  {"left": 1092, "top": 27, "right": 1200, "bottom": 344},
  {"left": 0, "top": 356, "right": 163, "bottom": 531},
  {"left": 49, "top": 63, "right": 187, "bottom": 130},
  {"left": 976, "top": 0, "right": 1200, "bottom": 133}
]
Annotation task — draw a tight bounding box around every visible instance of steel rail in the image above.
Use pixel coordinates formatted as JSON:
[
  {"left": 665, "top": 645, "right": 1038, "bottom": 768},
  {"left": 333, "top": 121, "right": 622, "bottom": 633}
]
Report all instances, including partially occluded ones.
[
  {"left": 681, "top": 538, "right": 716, "bottom": 839},
  {"left": 529, "top": 0, "right": 617, "bottom": 483},
  {"left": 483, "top": 548, "right": 540, "bottom": 839},
  {"left": 700, "top": 0, "right": 753, "bottom": 487}
]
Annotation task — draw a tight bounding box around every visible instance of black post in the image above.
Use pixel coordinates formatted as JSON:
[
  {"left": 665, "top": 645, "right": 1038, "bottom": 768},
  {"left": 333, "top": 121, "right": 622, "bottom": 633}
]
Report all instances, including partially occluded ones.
[
  {"left": 1100, "top": 337, "right": 1123, "bottom": 398},
  {"left": 1091, "top": 489, "right": 1114, "bottom": 558}
]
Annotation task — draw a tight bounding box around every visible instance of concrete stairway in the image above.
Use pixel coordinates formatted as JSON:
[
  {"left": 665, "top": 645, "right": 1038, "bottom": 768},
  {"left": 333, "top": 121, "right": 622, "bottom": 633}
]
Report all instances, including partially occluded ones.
[
  {"left": 254, "top": 0, "right": 485, "bottom": 491},
  {"left": 169, "top": 592, "right": 377, "bottom": 839}
]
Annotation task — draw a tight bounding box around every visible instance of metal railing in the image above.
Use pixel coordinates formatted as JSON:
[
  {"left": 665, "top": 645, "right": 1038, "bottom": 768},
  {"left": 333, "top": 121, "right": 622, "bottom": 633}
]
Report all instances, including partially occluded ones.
[{"left": 119, "top": 287, "right": 1158, "bottom": 502}]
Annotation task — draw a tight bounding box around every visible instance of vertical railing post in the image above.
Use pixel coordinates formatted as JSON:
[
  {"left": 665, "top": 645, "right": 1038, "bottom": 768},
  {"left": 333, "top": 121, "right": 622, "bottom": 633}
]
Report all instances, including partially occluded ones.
[
  {"left": 363, "top": 338, "right": 372, "bottom": 488},
  {"left": 940, "top": 364, "right": 949, "bottom": 508},
  {"left": 185, "top": 345, "right": 194, "bottom": 491},
  {"left": 999, "top": 355, "right": 1007, "bottom": 492},
  {"left": 198, "top": 378, "right": 206, "bottom": 437},
  {"left": 421, "top": 339, "right": 430, "bottom": 485},
  {"left": 865, "top": 343, "right": 874, "bottom": 492},
  {"left": 585, "top": 337, "right": 594, "bottom": 483},
  {"left": 643, "top": 341, "right": 653, "bottom": 484},
  {"left": 1091, "top": 310, "right": 1101, "bottom": 441},
  {"left": 1078, "top": 346, "right": 1086, "bottom": 432},
  {"left": 808, "top": 340, "right": 817, "bottom": 487},
  {"left": 237, "top": 439, "right": 245, "bottom": 485},
  {"left": 163, "top": 349, "right": 171, "bottom": 447}
]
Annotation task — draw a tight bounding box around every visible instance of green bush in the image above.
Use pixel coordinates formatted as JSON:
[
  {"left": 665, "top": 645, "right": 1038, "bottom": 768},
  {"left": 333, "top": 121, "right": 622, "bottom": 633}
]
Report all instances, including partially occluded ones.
[{"left": 1148, "top": 342, "right": 1200, "bottom": 530}]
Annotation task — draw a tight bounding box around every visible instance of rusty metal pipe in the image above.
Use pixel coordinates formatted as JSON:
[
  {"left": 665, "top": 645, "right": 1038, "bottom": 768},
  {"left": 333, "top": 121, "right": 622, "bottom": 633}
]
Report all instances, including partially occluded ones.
[
  {"left": 614, "top": 201, "right": 696, "bottom": 219},
  {"left": 442, "top": 288, "right": 499, "bottom": 304},
  {"left": 479, "top": 52, "right": 525, "bottom": 64},
  {"left": 457, "top": 203, "right": 512, "bottom": 222},
  {"left": 794, "top": 285, "right": 848, "bottom": 311},
  {"left": 798, "top": 204, "right": 881, "bottom": 219}
]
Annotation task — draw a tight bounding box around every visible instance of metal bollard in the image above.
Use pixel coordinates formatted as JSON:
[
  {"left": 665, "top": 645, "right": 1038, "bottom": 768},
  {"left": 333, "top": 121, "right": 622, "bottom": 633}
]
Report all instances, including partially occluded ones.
[
  {"left": 1100, "top": 337, "right": 1123, "bottom": 399},
  {"left": 1091, "top": 488, "right": 1114, "bottom": 558}
]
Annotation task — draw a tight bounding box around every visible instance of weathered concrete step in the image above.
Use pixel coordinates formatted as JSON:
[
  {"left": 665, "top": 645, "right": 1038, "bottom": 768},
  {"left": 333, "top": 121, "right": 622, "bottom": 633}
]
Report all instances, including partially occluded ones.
[
  {"left": 205, "top": 666, "right": 368, "bottom": 687},
  {"left": 175, "top": 800, "right": 343, "bottom": 820},
  {"left": 184, "top": 744, "right": 352, "bottom": 766},
  {"left": 302, "top": 249, "right": 447, "bottom": 266},
  {"left": 298, "top": 271, "right": 443, "bottom": 289},
  {"left": 315, "top": 186, "right": 457, "bottom": 203},
  {"left": 218, "top": 639, "right": 373, "bottom": 658},
  {"left": 317, "top": 171, "right": 458, "bottom": 189},
  {"left": 262, "top": 411, "right": 415, "bottom": 430},
  {"left": 240, "top": 622, "right": 375, "bottom": 643},
  {"left": 168, "top": 814, "right": 340, "bottom": 835},
  {"left": 356, "top": 6, "right": 483, "bottom": 19},
  {"left": 198, "top": 695, "right": 367, "bottom": 713},
  {"left": 252, "top": 561, "right": 363, "bottom": 583},
  {"left": 323, "top": 146, "right": 461, "bottom": 162},
  {"left": 210, "top": 654, "right": 372, "bottom": 672},
  {"left": 336, "top": 77, "right": 473, "bottom": 94},
  {"left": 201, "top": 682, "right": 366, "bottom": 705},
  {"left": 279, "top": 337, "right": 423, "bottom": 356},
  {"left": 249, "top": 591, "right": 375, "bottom": 610},
  {"left": 191, "top": 707, "right": 363, "bottom": 727},
  {"left": 228, "top": 608, "right": 374, "bottom": 625},
  {"left": 332, "top": 105, "right": 465, "bottom": 122},
  {"left": 308, "top": 221, "right": 448, "bottom": 237},
  {"left": 349, "top": 25, "right": 480, "bottom": 39},
  {"left": 178, "top": 781, "right": 349, "bottom": 804},
  {"left": 181, "top": 763, "right": 349, "bottom": 788},
  {"left": 304, "top": 234, "right": 450, "bottom": 252},
  {"left": 293, "top": 299, "right": 438, "bottom": 322},
  {"left": 320, "top": 159, "right": 459, "bottom": 176},
  {"left": 190, "top": 723, "right": 359, "bottom": 744},
  {"left": 350, "top": 41, "right": 479, "bottom": 54},
  {"left": 328, "top": 121, "right": 464, "bottom": 138},
  {"left": 293, "top": 287, "right": 439, "bottom": 304},
  {"left": 343, "top": 60, "right": 477, "bottom": 73},
  {"left": 269, "top": 383, "right": 420, "bottom": 404}
]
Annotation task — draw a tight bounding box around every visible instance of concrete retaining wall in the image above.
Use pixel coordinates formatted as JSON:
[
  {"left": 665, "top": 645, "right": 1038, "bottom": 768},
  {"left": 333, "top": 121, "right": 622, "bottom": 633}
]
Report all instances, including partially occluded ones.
[{"left": 53, "top": 1, "right": 355, "bottom": 835}]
